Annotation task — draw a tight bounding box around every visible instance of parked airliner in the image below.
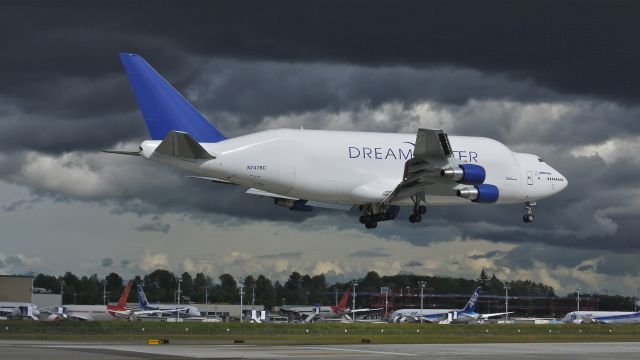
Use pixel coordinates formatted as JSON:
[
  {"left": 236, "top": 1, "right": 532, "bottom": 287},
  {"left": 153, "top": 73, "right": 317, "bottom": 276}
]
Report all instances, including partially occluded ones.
[
  {"left": 562, "top": 311, "right": 640, "bottom": 324},
  {"left": 391, "top": 287, "right": 510, "bottom": 324},
  {"left": 134, "top": 284, "right": 201, "bottom": 318},
  {"left": 108, "top": 54, "right": 568, "bottom": 228},
  {"left": 46, "top": 281, "right": 133, "bottom": 321}
]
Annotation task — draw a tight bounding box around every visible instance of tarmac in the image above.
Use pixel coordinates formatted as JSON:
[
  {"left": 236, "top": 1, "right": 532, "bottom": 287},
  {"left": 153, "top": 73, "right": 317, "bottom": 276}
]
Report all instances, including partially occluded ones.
[{"left": 1, "top": 340, "right": 640, "bottom": 359}]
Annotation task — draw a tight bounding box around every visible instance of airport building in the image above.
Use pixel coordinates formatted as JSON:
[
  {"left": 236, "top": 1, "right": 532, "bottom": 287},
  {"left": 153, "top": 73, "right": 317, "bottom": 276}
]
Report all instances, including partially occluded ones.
[{"left": 0, "top": 274, "right": 62, "bottom": 309}]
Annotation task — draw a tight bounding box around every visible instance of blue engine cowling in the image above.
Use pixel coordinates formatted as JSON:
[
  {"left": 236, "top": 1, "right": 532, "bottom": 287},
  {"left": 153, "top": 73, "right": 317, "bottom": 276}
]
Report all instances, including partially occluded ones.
[
  {"left": 459, "top": 164, "right": 486, "bottom": 185},
  {"left": 441, "top": 164, "right": 486, "bottom": 185},
  {"left": 457, "top": 184, "right": 500, "bottom": 203}
]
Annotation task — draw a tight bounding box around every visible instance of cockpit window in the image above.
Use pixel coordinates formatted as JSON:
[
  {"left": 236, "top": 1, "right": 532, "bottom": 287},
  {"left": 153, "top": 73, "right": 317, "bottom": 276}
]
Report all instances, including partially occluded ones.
[{"left": 538, "top": 157, "right": 544, "bottom": 162}]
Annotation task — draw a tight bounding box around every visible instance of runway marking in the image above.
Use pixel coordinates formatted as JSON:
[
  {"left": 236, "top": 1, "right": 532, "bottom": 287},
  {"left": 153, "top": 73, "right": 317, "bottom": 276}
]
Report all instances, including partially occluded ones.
[{"left": 304, "top": 346, "right": 415, "bottom": 356}]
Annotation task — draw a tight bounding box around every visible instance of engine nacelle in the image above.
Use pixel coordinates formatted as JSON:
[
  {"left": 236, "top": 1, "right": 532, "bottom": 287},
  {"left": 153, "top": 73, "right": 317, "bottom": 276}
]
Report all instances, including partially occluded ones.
[
  {"left": 274, "top": 198, "right": 313, "bottom": 211},
  {"left": 457, "top": 184, "right": 499, "bottom": 203},
  {"left": 440, "top": 164, "right": 486, "bottom": 185}
]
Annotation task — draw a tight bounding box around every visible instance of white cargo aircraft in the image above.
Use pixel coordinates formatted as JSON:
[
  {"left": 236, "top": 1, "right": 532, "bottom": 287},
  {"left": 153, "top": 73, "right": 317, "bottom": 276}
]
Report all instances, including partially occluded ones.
[{"left": 109, "top": 54, "right": 568, "bottom": 228}]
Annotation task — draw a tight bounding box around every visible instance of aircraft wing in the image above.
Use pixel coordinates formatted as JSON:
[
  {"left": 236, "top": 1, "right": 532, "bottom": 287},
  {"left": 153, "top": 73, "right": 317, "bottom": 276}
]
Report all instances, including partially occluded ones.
[
  {"left": 479, "top": 312, "right": 513, "bottom": 320},
  {"left": 133, "top": 308, "right": 187, "bottom": 316},
  {"left": 381, "top": 128, "right": 458, "bottom": 204},
  {"left": 66, "top": 313, "right": 93, "bottom": 321},
  {"left": 351, "top": 308, "right": 383, "bottom": 314}
]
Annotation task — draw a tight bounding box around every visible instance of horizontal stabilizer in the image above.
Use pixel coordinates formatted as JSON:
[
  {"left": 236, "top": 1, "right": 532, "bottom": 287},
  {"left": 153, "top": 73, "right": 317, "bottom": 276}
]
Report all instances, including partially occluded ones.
[
  {"left": 155, "top": 131, "right": 214, "bottom": 160},
  {"left": 101, "top": 150, "right": 141, "bottom": 156}
]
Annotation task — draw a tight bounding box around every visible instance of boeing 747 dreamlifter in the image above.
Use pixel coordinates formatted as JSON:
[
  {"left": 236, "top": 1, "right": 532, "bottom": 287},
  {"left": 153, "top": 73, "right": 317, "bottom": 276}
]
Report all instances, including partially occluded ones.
[{"left": 108, "top": 54, "right": 568, "bottom": 228}]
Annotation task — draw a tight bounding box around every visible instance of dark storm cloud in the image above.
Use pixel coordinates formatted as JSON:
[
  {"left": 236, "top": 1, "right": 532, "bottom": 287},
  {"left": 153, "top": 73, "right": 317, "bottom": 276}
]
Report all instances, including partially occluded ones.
[
  {"left": 2, "top": 0, "right": 640, "bottom": 103},
  {"left": 468, "top": 250, "right": 506, "bottom": 260},
  {"left": 100, "top": 257, "right": 113, "bottom": 268},
  {"left": 135, "top": 222, "right": 171, "bottom": 234}
]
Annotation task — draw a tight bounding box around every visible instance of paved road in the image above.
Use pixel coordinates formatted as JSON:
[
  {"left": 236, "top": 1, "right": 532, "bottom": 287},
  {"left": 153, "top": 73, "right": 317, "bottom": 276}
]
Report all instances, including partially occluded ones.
[{"left": 1, "top": 340, "right": 640, "bottom": 359}]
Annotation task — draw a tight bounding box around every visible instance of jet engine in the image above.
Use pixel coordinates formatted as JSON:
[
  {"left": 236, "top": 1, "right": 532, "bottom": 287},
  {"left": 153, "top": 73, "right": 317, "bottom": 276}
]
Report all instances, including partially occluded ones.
[
  {"left": 441, "top": 164, "right": 486, "bottom": 185},
  {"left": 457, "top": 184, "right": 499, "bottom": 203}
]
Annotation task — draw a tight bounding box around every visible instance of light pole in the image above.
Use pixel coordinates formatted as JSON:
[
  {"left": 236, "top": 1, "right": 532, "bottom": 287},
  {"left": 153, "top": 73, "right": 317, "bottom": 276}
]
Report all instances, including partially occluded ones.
[
  {"left": 239, "top": 280, "right": 245, "bottom": 323},
  {"left": 177, "top": 279, "right": 182, "bottom": 321},
  {"left": 59, "top": 281, "right": 64, "bottom": 304},
  {"left": 381, "top": 287, "right": 389, "bottom": 319},
  {"left": 351, "top": 280, "right": 358, "bottom": 323},
  {"left": 505, "top": 283, "right": 511, "bottom": 323},
  {"left": 576, "top": 287, "right": 581, "bottom": 320},
  {"left": 205, "top": 286, "right": 209, "bottom": 304},
  {"left": 418, "top": 282, "right": 426, "bottom": 324},
  {"left": 73, "top": 292, "right": 77, "bottom": 305},
  {"left": 252, "top": 282, "right": 256, "bottom": 306}
]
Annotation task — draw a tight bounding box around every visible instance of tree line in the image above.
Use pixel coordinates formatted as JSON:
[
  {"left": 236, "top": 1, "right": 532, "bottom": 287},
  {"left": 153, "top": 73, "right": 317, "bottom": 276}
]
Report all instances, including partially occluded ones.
[{"left": 32, "top": 269, "right": 637, "bottom": 311}]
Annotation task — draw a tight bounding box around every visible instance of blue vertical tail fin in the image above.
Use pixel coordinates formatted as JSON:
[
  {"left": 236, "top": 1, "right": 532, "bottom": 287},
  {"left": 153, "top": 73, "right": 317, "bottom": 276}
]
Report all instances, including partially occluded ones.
[
  {"left": 136, "top": 284, "right": 149, "bottom": 309},
  {"left": 462, "top": 287, "right": 481, "bottom": 313},
  {"left": 119, "top": 53, "right": 226, "bottom": 143}
]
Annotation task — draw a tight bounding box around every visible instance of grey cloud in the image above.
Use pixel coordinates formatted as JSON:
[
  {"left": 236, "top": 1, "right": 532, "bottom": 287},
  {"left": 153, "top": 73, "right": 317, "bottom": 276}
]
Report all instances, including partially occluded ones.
[
  {"left": 135, "top": 222, "right": 171, "bottom": 234},
  {"left": 120, "top": 260, "right": 132, "bottom": 268},
  {"left": 100, "top": 257, "right": 113, "bottom": 267},
  {"left": 257, "top": 252, "right": 303, "bottom": 259},
  {"left": 468, "top": 250, "right": 507, "bottom": 260},
  {"left": 404, "top": 260, "right": 423, "bottom": 267},
  {"left": 349, "top": 249, "right": 390, "bottom": 258}
]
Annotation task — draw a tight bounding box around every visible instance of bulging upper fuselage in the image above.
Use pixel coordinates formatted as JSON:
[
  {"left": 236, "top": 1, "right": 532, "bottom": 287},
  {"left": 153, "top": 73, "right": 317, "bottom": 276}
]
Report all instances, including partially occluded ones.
[{"left": 140, "top": 128, "right": 567, "bottom": 206}]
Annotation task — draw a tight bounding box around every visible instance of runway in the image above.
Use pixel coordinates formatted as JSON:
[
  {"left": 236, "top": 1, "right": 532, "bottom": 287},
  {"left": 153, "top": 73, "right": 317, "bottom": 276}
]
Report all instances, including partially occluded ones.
[{"left": 2, "top": 340, "right": 640, "bottom": 359}]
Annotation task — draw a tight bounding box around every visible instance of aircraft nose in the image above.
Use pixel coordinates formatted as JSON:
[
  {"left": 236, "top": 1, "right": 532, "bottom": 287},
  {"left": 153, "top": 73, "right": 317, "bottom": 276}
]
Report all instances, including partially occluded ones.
[{"left": 557, "top": 171, "right": 568, "bottom": 192}]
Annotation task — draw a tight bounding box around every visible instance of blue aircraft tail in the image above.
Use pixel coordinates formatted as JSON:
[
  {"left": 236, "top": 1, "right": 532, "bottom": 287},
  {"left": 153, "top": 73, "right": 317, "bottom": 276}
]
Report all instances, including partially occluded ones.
[
  {"left": 119, "top": 53, "right": 226, "bottom": 143},
  {"left": 136, "top": 284, "right": 150, "bottom": 309},
  {"left": 462, "top": 287, "right": 481, "bottom": 313}
]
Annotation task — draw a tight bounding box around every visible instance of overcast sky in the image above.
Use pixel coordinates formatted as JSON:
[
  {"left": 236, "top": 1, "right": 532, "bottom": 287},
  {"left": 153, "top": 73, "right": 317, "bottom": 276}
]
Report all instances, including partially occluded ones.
[{"left": 1, "top": 0, "right": 640, "bottom": 296}]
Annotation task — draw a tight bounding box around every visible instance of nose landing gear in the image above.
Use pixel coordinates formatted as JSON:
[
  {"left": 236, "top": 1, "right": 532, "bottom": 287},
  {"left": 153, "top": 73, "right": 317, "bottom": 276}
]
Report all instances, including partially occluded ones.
[{"left": 523, "top": 202, "right": 536, "bottom": 223}]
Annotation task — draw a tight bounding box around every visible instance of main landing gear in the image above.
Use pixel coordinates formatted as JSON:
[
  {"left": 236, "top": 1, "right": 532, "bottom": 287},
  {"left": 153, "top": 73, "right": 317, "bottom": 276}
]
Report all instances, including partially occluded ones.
[
  {"left": 408, "top": 196, "right": 427, "bottom": 224},
  {"left": 523, "top": 201, "right": 536, "bottom": 223},
  {"left": 359, "top": 205, "right": 399, "bottom": 229}
]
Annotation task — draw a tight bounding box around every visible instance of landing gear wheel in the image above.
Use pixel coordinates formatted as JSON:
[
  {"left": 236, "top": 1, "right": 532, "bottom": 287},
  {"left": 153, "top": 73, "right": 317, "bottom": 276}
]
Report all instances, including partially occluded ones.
[
  {"left": 359, "top": 215, "right": 368, "bottom": 224},
  {"left": 365, "top": 221, "right": 378, "bottom": 229},
  {"left": 523, "top": 214, "right": 534, "bottom": 223},
  {"left": 386, "top": 211, "right": 397, "bottom": 220},
  {"left": 409, "top": 214, "right": 422, "bottom": 223},
  {"left": 417, "top": 205, "right": 427, "bottom": 214}
]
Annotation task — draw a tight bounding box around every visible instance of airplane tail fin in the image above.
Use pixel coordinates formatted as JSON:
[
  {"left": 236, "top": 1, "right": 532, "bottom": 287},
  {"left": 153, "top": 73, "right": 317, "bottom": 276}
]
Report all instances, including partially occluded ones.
[
  {"left": 116, "top": 281, "right": 133, "bottom": 309},
  {"left": 136, "top": 284, "right": 149, "bottom": 309},
  {"left": 462, "top": 287, "right": 481, "bottom": 313},
  {"left": 119, "top": 53, "right": 226, "bottom": 143},
  {"left": 338, "top": 287, "right": 352, "bottom": 309}
]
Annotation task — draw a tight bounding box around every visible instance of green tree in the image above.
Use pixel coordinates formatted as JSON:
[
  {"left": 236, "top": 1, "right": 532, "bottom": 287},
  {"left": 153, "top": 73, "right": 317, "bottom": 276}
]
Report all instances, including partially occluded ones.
[
  {"left": 193, "top": 272, "right": 212, "bottom": 303},
  {"left": 216, "top": 273, "right": 239, "bottom": 303},
  {"left": 33, "top": 273, "right": 60, "bottom": 293},
  {"left": 486, "top": 273, "right": 504, "bottom": 295},
  {"left": 477, "top": 269, "right": 489, "bottom": 289},
  {"left": 255, "top": 274, "right": 277, "bottom": 309},
  {"left": 180, "top": 272, "right": 195, "bottom": 302}
]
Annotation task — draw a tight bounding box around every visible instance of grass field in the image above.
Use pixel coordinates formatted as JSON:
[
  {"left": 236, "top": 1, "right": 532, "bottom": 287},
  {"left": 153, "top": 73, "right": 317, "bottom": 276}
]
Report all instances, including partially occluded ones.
[{"left": 2, "top": 321, "right": 640, "bottom": 344}]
